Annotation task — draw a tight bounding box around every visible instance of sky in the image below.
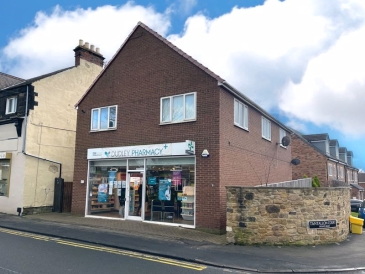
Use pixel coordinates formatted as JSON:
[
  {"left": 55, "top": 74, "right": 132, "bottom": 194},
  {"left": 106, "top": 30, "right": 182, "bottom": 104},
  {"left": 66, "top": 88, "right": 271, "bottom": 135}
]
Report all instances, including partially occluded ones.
[{"left": 1, "top": 0, "right": 364, "bottom": 172}]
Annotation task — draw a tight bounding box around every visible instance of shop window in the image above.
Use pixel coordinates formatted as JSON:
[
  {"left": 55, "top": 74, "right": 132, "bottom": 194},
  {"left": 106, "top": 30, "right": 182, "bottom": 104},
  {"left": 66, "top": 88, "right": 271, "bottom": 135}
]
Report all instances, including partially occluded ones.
[
  {"left": 234, "top": 99, "right": 248, "bottom": 130},
  {"left": 88, "top": 160, "right": 127, "bottom": 216},
  {"left": 146, "top": 157, "right": 195, "bottom": 226},
  {"left": 160, "top": 92, "right": 196, "bottom": 123},
  {"left": 0, "top": 159, "right": 11, "bottom": 196},
  {"left": 6, "top": 97, "right": 17, "bottom": 114},
  {"left": 91, "top": 105, "right": 117, "bottom": 131},
  {"left": 261, "top": 116, "right": 271, "bottom": 141}
]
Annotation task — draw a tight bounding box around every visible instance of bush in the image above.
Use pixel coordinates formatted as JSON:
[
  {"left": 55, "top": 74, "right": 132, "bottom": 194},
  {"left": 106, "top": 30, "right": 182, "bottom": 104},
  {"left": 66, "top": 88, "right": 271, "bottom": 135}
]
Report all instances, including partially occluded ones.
[{"left": 312, "top": 176, "right": 320, "bottom": 187}]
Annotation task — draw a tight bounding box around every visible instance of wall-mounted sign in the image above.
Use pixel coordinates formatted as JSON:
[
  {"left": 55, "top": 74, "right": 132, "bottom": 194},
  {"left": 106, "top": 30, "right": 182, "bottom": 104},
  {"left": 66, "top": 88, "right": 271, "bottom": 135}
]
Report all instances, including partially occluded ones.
[
  {"left": 87, "top": 140, "right": 195, "bottom": 159},
  {"left": 309, "top": 220, "right": 336, "bottom": 229}
]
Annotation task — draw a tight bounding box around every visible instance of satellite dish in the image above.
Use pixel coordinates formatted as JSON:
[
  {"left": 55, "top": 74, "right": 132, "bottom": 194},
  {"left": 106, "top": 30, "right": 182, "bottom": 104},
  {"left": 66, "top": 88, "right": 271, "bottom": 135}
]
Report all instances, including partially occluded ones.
[
  {"left": 281, "top": 136, "right": 291, "bottom": 147},
  {"left": 291, "top": 158, "right": 300, "bottom": 166}
]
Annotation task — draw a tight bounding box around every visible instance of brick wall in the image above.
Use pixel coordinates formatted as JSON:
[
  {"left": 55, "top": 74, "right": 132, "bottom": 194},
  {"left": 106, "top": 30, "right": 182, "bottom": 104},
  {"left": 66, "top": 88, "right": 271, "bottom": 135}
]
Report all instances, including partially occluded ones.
[
  {"left": 292, "top": 135, "right": 328, "bottom": 185},
  {"left": 72, "top": 25, "right": 293, "bottom": 233},
  {"left": 72, "top": 26, "right": 221, "bottom": 231}
]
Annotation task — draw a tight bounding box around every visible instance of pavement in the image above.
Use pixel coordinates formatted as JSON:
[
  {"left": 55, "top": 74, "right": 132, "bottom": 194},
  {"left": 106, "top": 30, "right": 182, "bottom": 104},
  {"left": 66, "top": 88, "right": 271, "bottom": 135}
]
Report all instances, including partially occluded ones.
[{"left": 1, "top": 212, "right": 365, "bottom": 273}]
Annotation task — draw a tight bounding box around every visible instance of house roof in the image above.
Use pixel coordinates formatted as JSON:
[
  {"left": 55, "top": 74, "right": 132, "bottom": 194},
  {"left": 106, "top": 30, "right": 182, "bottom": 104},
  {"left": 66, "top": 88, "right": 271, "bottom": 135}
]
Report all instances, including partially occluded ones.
[
  {"left": 1, "top": 67, "right": 74, "bottom": 91},
  {"left": 329, "top": 139, "right": 339, "bottom": 146},
  {"left": 339, "top": 147, "right": 347, "bottom": 153},
  {"left": 350, "top": 183, "right": 364, "bottom": 191},
  {"left": 347, "top": 151, "right": 353, "bottom": 156},
  {"left": 359, "top": 173, "right": 365, "bottom": 183},
  {"left": 0, "top": 72, "right": 25, "bottom": 90},
  {"left": 302, "top": 134, "right": 329, "bottom": 142},
  {"left": 75, "top": 22, "right": 293, "bottom": 134},
  {"left": 292, "top": 129, "right": 359, "bottom": 169}
]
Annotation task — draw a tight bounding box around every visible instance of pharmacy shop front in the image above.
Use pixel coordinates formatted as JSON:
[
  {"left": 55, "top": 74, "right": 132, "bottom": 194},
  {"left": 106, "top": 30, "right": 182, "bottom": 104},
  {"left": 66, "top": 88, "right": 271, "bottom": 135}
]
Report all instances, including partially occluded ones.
[{"left": 86, "top": 141, "right": 196, "bottom": 227}]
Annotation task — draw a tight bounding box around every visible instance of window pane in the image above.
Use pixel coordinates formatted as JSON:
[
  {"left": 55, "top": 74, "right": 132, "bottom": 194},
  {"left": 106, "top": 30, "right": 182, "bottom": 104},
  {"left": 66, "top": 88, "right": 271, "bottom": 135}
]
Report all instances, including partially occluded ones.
[
  {"left": 234, "top": 100, "right": 239, "bottom": 124},
  {"left": 185, "top": 94, "right": 195, "bottom": 120},
  {"left": 162, "top": 98, "right": 170, "bottom": 122},
  {"left": 91, "top": 109, "right": 99, "bottom": 130},
  {"left": 100, "top": 108, "right": 108, "bottom": 129},
  {"left": 172, "top": 95, "right": 184, "bottom": 122},
  {"left": 109, "top": 106, "right": 116, "bottom": 128},
  {"left": 243, "top": 105, "right": 248, "bottom": 129},
  {"left": 238, "top": 103, "right": 243, "bottom": 127}
]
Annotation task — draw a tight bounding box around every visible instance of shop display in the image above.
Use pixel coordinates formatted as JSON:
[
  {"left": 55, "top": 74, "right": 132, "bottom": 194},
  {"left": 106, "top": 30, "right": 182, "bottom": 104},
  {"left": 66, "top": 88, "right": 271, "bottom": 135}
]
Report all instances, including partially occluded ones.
[{"left": 181, "top": 186, "right": 194, "bottom": 221}]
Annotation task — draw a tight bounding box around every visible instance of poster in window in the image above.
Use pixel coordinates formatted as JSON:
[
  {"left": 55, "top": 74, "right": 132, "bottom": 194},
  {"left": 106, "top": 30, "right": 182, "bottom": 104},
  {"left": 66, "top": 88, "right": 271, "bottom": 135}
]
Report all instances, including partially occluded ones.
[
  {"left": 172, "top": 171, "right": 181, "bottom": 187},
  {"left": 98, "top": 183, "right": 108, "bottom": 203},
  {"left": 159, "top": 179, "right": 171, "bottom": 201},
  {"left": 148, "top": 176, "right": 157, "bottom": 185}
]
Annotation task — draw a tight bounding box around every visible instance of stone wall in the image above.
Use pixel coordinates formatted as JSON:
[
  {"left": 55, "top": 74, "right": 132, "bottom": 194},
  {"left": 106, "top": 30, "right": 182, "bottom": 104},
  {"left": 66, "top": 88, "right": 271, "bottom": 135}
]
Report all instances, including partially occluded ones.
[{"left": 226, "top": 186, "right": 350, "bottom": 245}]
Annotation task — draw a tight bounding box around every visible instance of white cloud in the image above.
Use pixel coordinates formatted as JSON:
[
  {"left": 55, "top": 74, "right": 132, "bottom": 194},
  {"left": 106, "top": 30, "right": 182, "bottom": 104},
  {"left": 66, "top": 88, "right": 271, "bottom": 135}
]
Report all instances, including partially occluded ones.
[
  {"left": 2, "top": 0, "right": 365, "bottom": 139},
  {"left": 1, "top": 2, "right": 170, "bottom": 78},
  {"left": 178, "top": 0, "right": 197, "bottom": 15},
  {"left": 167, "top": 0, "right": 365, "bottom": 136}
]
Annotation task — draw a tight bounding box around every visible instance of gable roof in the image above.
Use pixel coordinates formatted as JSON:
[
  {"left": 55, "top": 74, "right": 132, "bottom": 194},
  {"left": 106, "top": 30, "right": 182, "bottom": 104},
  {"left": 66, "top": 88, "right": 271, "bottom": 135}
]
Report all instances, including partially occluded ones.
[
  {"left": 75, "top": 22, "right": 224, "bottom": 107},
  {"left": 0, "top": 72, "right": 25, "bottom": 90},
  {"left": 1, "top": 67, "right": 74, "bottom": 91},
  {"left": 339, "top": 147, "right": 347, "bottom": 153},
  {"left": 74, "top": 22, "right": 293, "bottom": 134}
]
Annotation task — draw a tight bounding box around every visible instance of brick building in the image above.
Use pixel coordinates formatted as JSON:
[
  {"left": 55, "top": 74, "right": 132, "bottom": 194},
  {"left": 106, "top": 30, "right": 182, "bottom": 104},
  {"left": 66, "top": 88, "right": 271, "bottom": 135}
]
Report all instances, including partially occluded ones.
[
  {"left": 72, "top": 22, "right": 293, "bottom": 233},
  {"left": 291, "top": 132, "right": 359, "bottom": 196}
]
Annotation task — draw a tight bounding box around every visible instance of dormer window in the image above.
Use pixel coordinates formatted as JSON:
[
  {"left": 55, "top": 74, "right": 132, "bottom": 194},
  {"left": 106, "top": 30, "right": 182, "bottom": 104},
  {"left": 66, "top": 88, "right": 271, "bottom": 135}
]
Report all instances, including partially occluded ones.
[{"left": 6, "top": 97, "right": 17, "bottom": 114}]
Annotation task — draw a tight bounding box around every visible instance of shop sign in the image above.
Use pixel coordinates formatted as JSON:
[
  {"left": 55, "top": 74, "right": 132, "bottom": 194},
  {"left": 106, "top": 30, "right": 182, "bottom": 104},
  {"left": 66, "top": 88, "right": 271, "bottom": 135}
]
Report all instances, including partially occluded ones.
[
  {"left": 88, "top": 140, "right": 195, "bottom": 159},
  {"left": 308, "top": 220, "right": 336, "bottom": 229}
]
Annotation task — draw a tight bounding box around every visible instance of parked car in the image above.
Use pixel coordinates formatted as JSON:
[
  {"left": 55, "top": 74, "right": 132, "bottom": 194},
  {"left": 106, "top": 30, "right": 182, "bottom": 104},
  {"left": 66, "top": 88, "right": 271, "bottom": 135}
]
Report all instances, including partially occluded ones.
[
  {"left": 350, "top": 199, "right": 363, "bottom": 212},
  {"left": 358, "top": 201, "right": 365, "bottom": 227}
]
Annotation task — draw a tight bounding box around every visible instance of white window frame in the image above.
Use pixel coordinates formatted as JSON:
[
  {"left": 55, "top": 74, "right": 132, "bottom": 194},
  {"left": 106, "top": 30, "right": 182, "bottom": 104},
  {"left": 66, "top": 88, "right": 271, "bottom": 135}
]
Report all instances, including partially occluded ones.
[
  {"left": 160, "top": 92, "right": 196, "bottom": 124},
  {"left": 261, "top": 116, "right": 271, "bottom": 141},
  {"left": 328, "top": 163, "right": 332, "bottom": 176},
  {"left": 279, "top": 128, "right": 286, "bottom": 148},
  {"left": 90, "top": 105, "right": 117, "bottom": 131},
  {"left": 234, "top": 99, "right": 248, "bottom": 130},
  {"left": 6, "top": 96, "right": 17, "bottom": 114}
]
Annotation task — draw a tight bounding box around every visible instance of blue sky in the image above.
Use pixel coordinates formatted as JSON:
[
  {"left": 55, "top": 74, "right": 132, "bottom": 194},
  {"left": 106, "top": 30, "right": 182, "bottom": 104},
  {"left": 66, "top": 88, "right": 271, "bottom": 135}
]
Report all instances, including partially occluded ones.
[{"left": 1, "top": 0, "right": 364, "bottom": 172}]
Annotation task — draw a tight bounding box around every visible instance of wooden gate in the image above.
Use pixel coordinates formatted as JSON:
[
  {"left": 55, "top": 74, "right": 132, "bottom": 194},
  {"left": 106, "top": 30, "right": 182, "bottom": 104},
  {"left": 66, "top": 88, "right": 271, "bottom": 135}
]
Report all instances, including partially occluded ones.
[{"left": 62, "top": 181, "right": 73, "bottom": 212}]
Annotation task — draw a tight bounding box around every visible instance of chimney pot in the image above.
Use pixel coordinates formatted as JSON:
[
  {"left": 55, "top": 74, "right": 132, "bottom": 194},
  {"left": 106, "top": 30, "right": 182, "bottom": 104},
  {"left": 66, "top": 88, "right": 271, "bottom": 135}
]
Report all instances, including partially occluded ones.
[
  {"left": 79, "top": 39, "right": 83, "bottom": 46},
  {"left": 90, "top": 45, "right": 95, "bottom": 51},
  {"left": 96, "top": 47, "right": 100, "bottom": 53},
  {"left": 84, "top": 42, "right": 89, "bottom": 49}
]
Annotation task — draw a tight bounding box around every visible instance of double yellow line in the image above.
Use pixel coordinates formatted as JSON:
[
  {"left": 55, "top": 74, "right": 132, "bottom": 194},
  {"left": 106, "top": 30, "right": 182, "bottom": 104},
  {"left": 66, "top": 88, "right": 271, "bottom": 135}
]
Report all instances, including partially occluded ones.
[{"left": 0, "top": 228, "right": 206, "bottom": 271}]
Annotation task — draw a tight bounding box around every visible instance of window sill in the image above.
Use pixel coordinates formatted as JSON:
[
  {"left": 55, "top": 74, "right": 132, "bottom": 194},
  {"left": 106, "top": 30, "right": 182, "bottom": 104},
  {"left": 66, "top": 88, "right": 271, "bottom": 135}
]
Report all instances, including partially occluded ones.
[
  {"left": 90, "top": 128, "right": 117, "bottom": 133},
  {"left": 159, "top": 119, "right": 196, "bottom": 126},
  {"left": 280, "top": 145, "right": 287, "bottom": 149},
  {"left": 234, "top": 124, "right": 249, "bottom": 132},
  {"left": 262, "top": 137, "right": 271, "bottom": 142}
]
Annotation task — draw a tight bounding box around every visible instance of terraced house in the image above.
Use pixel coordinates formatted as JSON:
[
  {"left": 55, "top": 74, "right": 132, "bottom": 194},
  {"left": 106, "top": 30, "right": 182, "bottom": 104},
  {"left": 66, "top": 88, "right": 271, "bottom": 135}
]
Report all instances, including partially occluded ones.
[
  {"left": 0, "top": 41, "right": 104, "bottom": 215},
  {"left": 291, "top": 132, "right": 359, "bottom": 196}
]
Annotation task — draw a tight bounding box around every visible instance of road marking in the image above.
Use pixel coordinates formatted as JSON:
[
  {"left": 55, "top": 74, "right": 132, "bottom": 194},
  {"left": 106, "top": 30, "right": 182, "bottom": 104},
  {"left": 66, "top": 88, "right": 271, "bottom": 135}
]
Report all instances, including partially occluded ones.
[{"left": 0, "top": 228, "right": 206, "bottom": 271}]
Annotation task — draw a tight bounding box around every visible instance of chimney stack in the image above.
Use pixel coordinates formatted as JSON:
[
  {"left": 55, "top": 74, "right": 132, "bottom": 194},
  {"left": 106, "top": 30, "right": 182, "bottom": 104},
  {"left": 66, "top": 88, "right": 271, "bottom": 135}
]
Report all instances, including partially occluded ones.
[{"left": 73, "top": 39, "right": 105, "bottom": 67}]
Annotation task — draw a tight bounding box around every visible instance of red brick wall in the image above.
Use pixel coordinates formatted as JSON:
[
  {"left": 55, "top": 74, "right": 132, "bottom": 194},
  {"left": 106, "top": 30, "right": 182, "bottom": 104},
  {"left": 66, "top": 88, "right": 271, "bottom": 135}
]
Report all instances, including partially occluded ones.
[
  {"left": 72, "top": 26, "right": 222, "bottom": 231},
  {"left": 72, "top": 25, "right": 293, "bottom": 232},
  {"left": 291, "top": 135, "right": 328, "bottom": 185}
]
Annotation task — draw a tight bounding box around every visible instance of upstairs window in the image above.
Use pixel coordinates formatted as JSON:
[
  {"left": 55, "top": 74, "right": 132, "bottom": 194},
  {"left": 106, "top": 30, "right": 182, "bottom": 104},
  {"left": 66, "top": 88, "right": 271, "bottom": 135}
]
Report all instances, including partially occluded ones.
[
  {"left": 161, "top": 92, "right": 196, "bottom": 123},
  {"left": 6, "top": 97, "right": 17, "bottom": 114},
  {"left": 261, "top": 116, "right": 271, "bottom": 141},
  {"left": 234, "top": 99, "right": 248, "bottom": 130},
  {"left": 91, "top": 105, "right": 117, "bottom": 131}
]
